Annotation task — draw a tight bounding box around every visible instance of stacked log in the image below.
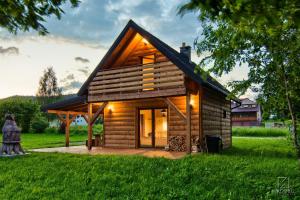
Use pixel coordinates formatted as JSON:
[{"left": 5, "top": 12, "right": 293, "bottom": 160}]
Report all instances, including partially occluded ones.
[
  {"left": 0, "top": 114, "right": 25, "bottom": 155},
  {"left": 168, "top": 136, "right": 186, "bottom": 152}
]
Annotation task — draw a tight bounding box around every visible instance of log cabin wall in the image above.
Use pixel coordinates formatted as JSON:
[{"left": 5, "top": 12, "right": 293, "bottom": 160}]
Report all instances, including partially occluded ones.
[
  {"left": 103, "top": 94, "right": 200, "bottom": 150},
  {"left": 202, "top": 87, "right": 231, "bottom": 148},
  {"left": 168, "top": 94, "right": 200, "bottom": 139}
]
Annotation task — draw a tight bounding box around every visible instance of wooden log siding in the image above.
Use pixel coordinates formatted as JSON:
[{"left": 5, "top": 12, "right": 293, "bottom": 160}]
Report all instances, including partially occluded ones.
[
  {"left": 88, "top": 61, "right": 185, "bottom": 102},
  {"left": 102, "top": 96, "right": 200, "bottom": 149},
  {"left": 202, "top": 87, "right": 231, "bottom": 148}
]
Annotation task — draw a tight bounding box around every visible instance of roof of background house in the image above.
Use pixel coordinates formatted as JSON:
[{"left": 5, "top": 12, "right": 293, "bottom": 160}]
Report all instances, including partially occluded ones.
[{"left": 231, "top": 98, "right": 259, "bottom": 112}]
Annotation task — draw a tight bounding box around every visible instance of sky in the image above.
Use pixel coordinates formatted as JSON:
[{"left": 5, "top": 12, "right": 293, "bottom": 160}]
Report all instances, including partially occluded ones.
[{"left": 0, "top": 0, "right": 250, "bottom": 99}]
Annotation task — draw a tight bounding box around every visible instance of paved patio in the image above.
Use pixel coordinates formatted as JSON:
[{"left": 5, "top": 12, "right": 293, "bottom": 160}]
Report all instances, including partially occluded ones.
[{"left": 31, "top": 146, "right": 187, "bottom": 159}]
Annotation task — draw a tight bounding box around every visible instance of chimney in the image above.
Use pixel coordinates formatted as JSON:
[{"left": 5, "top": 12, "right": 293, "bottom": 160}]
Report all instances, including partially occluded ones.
[{"left": 180, "top": 42, "right": 191, "bottom": 63}]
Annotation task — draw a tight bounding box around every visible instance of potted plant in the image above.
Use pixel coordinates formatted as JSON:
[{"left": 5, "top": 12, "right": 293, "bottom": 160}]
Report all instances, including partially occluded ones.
[{"left": 93, "top": 125, "right": 103, "bottom": 146}]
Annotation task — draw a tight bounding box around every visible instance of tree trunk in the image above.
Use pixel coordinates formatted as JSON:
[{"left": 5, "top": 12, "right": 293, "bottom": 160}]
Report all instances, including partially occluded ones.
[{"left": 281, "top": 65, "right": 299, "bottom": 155}]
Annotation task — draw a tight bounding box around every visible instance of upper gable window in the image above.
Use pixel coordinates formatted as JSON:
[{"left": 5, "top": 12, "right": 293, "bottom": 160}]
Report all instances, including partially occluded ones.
[
  {"left": 142, "top": 54, "right": 155, "bottom": 91},
  {"left": 142, "top": 54, "right": 155, "bottom": 65}
]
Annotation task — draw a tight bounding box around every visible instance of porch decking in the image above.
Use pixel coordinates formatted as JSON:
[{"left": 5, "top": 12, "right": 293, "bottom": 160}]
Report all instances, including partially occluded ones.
[{"left": 31, "top": 146, "right": 187, "bottom": 159}]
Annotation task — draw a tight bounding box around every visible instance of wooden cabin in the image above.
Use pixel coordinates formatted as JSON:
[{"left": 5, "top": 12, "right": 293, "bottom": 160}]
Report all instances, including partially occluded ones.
[
  {"left": 231, "top": 98, "right": 262, "bottom": 126},
  {"left": 44, "top": 20, "right": 236, "bottom": 153}
]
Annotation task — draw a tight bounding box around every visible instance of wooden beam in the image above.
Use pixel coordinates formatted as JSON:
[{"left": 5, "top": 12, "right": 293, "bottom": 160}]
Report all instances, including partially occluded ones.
[
  {"left": 89, "top": 81, "right": 183, "bottom": 94},
  {"left": 48, "top": 110, "right": 87, "bottom": 116},
  {"left": 163, "top": 98, "right": 186, "bottom": 121},
  {"left": 87, "top": 103, "right": 93, "bottom": 150},
  {"left": 186, "top": 92, "right": 191, "bottom": 154},
  {"left": 90, "top": 102, "right": 108, "bottom": 125},
  {"left": 88, "top": 88, "right": 186, "bottom": 102},
  {"left": 56, "top": 114, "right": 66, "bottom": 124},
  {"left": 65, "top": 112, "right": 70, "bottom": 147},
  {"left": 69, "top": 114, "right": 77, "bottom": 126},
  {"left": 199, "top": 87, "right": 203, "bottom": 143}
]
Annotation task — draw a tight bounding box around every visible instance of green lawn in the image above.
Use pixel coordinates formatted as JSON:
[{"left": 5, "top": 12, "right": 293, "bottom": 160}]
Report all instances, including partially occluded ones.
[
  {"left": 232, "top": 126, "right": 289, "bottom": 137},
  {"left": 0, "top": 137, "right": 299, "bottom": 199},
  {"left": 0, "top": 133, "right": 86, "bottom": 149}
]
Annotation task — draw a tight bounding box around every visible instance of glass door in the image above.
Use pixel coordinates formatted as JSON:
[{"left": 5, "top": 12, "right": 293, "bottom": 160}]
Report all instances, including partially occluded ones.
[
  {"left": 139, "top": 108, "right": 168, "bottom": 148},
  {"left": 139, "top": 109, "right": 153, "bottom": 147},
  {"left": 154, "top": 109, "right": 167, "bottom": 147}
]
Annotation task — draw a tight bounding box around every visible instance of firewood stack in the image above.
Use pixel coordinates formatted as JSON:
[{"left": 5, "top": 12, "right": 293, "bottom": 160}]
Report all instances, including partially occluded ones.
[
  {"left": 168, "top": 136, "right": 186, "bottom": 152},
  {"left": 0, "top": 114, "right": 25, "bottom": 155}
]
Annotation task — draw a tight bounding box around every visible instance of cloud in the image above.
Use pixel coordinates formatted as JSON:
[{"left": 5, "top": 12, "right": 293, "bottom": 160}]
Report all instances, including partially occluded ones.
[
  {"left": 61, "top": 73, "right": 75, "bottom": 82},
  {"left": 61, "top": 81, "right": 83, "bottom": 92},
  {"left": 77, "top": 66, "right": 90, "bottom": 76},
  {"left": 75, "top": 56, "right": 90, "bottom": 63},
  {"left": 0, "top": 46, "right": 19, "bottom": 55}
]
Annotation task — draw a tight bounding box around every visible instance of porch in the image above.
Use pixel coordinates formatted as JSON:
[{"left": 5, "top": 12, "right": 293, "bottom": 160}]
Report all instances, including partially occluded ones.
[{"left": 31, "top": 146, "right": 187, "bottom": 159}]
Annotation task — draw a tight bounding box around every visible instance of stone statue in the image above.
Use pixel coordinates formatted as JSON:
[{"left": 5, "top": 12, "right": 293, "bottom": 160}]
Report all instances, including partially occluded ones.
[{"left": 0, "top": 114, "right": 25, "bottom": 155}]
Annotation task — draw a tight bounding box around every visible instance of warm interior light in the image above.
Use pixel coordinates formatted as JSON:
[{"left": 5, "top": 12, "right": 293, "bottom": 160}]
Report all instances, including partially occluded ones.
[
  {"left": 190, "top": 99, "right": 195, "bottom": 106},
  {"left": 163, "top": 121, "right": 167, "bottom": 131},
  {"left": 142, "top": 38, "right": 149, "bottom": 45},
  {"left": 107, "top": 104, "right": 113, "bottom": 112}
]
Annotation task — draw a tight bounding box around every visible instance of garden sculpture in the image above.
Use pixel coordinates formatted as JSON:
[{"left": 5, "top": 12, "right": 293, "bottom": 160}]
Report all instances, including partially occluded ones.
[{"left": 0, "top": 114, "right": 25, "bottom": 155}]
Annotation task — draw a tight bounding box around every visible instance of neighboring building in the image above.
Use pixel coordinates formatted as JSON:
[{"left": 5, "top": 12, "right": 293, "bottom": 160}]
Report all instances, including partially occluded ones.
[
  {"left": 231, "top": 98, "right": 262, "bottom": 126},
  {"left": 44, "top": 20, "right": 238, "bottom": 153}
]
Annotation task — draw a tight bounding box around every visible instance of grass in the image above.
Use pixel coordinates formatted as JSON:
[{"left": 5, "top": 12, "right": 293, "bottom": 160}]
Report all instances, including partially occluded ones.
[
  {"left": 0, "top": 133, "right": 86, "bottom": 149},
  {"left": 232, "top": 126, "right": 289, "bottom": 137},
  {"left": 0, "top": 137, "right": 299, "bottom": 199}
]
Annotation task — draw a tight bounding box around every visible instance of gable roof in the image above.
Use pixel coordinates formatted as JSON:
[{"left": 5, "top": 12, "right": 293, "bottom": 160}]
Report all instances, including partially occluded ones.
[{"left": 78, "top": 19, "right": 230, "bottom": 97}]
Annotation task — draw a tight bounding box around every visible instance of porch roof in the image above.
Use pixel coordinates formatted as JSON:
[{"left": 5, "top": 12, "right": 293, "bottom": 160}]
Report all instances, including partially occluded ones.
[{"left": 42, "top": 95, "right": 89, "bottom": 113}]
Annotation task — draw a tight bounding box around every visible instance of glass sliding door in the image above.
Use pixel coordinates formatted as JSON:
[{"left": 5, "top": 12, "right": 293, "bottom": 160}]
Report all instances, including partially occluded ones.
[
  {"left": 154, "top": 109, "right": 167, "bottom": 147},
  {"left": 139, "top": 108, "right": 168, "bottom": 148},
  {"left": 139, "top": 109, "right": 153, "bottom": 147}
]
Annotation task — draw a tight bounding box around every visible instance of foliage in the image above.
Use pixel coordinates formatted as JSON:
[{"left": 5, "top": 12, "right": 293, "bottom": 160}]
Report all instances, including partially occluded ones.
[
  {"left": 0, "top": 0, "right": 80, "bottom": 35},
  {"left": 232, "top": 127, "right": 289, "bottom": 137},
  {"left": 92, "top": 124, "right": 103, "bottom": 135},
  {"left": 36, "top": 67, "right": 62, "bottom": 105},
  {"left": 0, "top": 137, "right": 299, "bottom": 199},
  {"left": 0, "top": 98, "right": 40, "bottom": 132},
  {"left": 30, "top": 115, "right": 49, "bottom": 133},
  {"left": 45, "top": 127, "right": 58, "bottom": 134},
  {"left": 179, "top": 0, "right": 300, "bottom": 152}
]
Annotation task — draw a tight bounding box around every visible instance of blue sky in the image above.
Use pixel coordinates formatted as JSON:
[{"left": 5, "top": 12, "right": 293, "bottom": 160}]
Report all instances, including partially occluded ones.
[{"left": 0, "top": 0, "right": 249, "bottom": 98}]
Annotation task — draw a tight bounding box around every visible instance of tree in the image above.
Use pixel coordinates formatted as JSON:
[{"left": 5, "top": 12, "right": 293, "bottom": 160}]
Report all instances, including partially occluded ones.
[
  {"left": 0, "top": 98, "right": 40, "bottom": 132},
  {"left": 179, "top": 0, "right": 300, "bottom": 154},
  {"left": 0, "top": 0, "right": 79, "bottom": 35},
  {"left": 37, "top": 67, "right": 62, "bottom": 106}
]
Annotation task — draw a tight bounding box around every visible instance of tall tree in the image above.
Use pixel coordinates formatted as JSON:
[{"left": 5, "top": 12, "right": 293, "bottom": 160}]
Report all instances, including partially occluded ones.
[
  {"left": 37, "top": 67, "right": 62, "bottom": 105},
  {"left": 179, "top": 0, "right": 300, "bottom": 154},
  {"left": 0, "top": 0, "right": 80, "bottom": 35}
]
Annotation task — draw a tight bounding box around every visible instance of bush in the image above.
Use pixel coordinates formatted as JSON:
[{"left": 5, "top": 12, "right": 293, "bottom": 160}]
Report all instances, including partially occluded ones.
[
  {"left": 31, "top": 116, "right": 49, "bottom": 133},
  {"left": 232, "top": 127, "right": 289, "bottom": 137},
  {"left": 45, "top": 127, "right": 58, "bottom": 134},
  {"left": 0, "top": 98, "right": 40, "bottom": 132}
]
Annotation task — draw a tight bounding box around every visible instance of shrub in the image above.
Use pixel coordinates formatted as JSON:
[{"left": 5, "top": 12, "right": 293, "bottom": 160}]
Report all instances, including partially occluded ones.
[
  {"left": 45, "top": 127, "right": 58, "bottom": 134},
  {"left": 0, "top": 98, "right": 40, "bottom": 132},
  {"left": 31, "top": 116, "right": 49, "bottom": 133},
  {"left": 232, "top": 127, "right": 289, "bottom": 137}
]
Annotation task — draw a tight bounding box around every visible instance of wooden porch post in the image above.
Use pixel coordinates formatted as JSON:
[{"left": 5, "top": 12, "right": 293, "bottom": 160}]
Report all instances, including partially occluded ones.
[
  {"left": 88, "top": 103, "right": 93, "bottom": 150},
  {"left": 186, "top": 91, "right": 191, "bottom": 154},
  {"left": 65, "top": 112, "right": 70, "bottom": 147}
]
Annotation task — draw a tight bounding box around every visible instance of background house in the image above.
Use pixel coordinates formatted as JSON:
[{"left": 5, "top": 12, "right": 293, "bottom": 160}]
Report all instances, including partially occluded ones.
[{"left": 231, "top": 98, "right": 262, "bottom": 126}]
